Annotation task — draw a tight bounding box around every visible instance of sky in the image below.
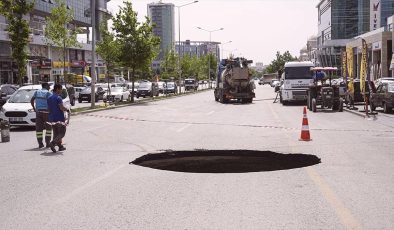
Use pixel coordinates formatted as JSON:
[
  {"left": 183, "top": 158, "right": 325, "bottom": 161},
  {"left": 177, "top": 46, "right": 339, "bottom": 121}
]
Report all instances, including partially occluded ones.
[{"left": 107, "top": 0, "right": 318, "bottom": 66}]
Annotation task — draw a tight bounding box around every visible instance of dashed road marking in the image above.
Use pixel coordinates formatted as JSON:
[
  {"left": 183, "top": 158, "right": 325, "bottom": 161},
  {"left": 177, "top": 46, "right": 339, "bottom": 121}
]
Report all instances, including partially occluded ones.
[{"left": 176, "top": 124, "right": 192, "bottom": 133}]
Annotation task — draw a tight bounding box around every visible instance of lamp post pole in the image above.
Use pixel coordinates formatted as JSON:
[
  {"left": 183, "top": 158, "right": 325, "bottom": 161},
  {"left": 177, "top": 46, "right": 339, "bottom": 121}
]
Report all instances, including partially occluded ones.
[
  {"left": 176, "top": 1, "right": 198, "bottom": 94},
  {"left": 221, "top": 40, "right": 232, "bottom": 60},
  {"left": 90, "top": 0, "right": 96, "bottom": 108},
  {"left": 197, "top": 27, "right": 223, "bottom": 88}
]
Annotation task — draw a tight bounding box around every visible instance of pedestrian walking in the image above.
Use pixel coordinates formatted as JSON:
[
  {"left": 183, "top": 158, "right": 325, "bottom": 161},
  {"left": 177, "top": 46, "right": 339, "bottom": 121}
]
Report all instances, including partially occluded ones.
[
  {"left": 47, "top": 84, "right": 68, "bottom": 153},
  {"left": 30, "top": 82, "right": 52, "bottom": 148}
]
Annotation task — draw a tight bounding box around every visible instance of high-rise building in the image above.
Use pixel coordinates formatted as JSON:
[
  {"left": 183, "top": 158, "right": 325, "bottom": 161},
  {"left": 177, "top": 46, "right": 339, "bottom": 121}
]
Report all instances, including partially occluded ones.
[
  {"left": 175, "top": 40, "right": 221, "bottom": 62},
  {"left": 147, "top": 1, "right": 175, "bottom": 63}
]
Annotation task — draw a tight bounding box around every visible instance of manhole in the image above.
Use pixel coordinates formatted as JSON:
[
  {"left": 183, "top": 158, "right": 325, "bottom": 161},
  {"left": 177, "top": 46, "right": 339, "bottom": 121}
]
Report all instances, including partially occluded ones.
[{"left": 130, "top": 150, "right": 321, "bottom": 173}]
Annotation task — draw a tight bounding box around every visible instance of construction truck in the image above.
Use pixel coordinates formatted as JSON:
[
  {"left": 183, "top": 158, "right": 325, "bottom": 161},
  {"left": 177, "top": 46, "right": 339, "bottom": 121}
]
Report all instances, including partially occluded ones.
[{"left": 214, "top": 57, "right": 255, "bottom": 103}]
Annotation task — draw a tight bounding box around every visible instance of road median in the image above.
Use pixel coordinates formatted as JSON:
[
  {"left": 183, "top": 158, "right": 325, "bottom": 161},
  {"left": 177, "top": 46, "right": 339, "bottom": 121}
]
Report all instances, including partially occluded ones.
[{"left": 71, "top": 88, "right": 213, "bottom": 116}]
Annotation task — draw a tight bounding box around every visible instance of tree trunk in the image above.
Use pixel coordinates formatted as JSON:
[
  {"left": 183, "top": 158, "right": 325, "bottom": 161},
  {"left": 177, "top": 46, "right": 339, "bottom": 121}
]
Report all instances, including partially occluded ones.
[{"left": 131, "top": 68, "right": 135, "bottom": 103}]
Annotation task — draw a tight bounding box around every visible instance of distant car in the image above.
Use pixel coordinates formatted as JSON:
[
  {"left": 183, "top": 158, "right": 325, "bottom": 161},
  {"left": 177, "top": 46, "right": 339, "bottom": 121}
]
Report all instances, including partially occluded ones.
[
  {"left": 184, "top": 79, "right": 198, "bottom": 91},
  {"left": 78, "top": 86, "right": 105, "bottom": 103},
  {"left": 270, "top": 79, "right": 280, "bottom": 87},
  {"left": 136, "top": 81, "right": 159, "bottom": 98},
  {"left": 370, "top": 82, "right": 394, "bottom": 113},
  {"left": 164, "top": 82, "right": 177, "bottom": 94},
  {"left": 375, "top": 77, "right": 394, "bottom": 87},
  {"left": 0, "top": 84, "right": 18, "bottom": 107},
  {"left": 74, "top": 86, "right": 85, "bottom": 100},
  {"left": 65, "top": 84, "right": 76, "bottom": 106},
  {"left": 258, "top": 78, "right": 264, "bottom": 85},
  {"left": 105, "top": 87, "right": 130, "bottom": 102},
  {"left": 157, "top": 81, "right": 166, "bottom": 94},
  {"left": 0, "top": 84, "right": 71, "bottom": 127}
]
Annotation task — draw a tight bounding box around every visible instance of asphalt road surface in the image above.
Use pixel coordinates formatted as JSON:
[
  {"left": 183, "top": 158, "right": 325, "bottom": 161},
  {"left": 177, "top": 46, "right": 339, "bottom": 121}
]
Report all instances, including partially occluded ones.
[{"left": 1, "top": 84, "right": 393, "bottom": 229}]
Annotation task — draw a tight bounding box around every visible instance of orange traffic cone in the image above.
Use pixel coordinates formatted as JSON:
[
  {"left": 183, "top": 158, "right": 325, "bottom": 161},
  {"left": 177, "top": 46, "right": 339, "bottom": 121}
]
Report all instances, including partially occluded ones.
[{"left": 299, "top": 107, "right": 312, "bottom": 141}]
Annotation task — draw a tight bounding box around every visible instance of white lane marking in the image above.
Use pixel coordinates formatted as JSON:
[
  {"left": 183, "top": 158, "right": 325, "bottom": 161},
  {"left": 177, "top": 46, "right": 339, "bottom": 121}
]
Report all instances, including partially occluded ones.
[
  {"left": 176, "top": 124, "right": 192, "bottom": 133},
  {"left": 56, "top": 164, "right": 125, "bottom": 204},
  {"left": 206, "top": 111, "right": 215, "bottom": 116}
]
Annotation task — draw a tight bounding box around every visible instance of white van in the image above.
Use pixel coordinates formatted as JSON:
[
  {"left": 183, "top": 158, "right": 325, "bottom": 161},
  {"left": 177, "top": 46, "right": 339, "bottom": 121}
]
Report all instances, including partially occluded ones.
[{"left": 0, "top": 84, "right": 71, "bottom": 127}]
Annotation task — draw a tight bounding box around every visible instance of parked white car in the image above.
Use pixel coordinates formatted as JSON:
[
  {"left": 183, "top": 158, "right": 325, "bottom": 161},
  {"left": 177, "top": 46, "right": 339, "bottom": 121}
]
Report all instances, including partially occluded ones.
[
  {"left": 0, "top": 85, "right": 71, "bottom": 127},
  {"left": 104, "top": 87, "right": 130, "bottom": 101}
]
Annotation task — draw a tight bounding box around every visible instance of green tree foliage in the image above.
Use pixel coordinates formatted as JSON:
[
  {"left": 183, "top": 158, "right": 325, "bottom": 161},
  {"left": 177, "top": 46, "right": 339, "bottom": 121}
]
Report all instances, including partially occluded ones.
[
  {"left": 0, "top": 0, "right": 34, "bottom": 86},
  {"left": 112, "top": 1, "right": 160, "bottom": 102},
  {"left": 265, "top": 51, "right": 298, "bottom": 74},
  {"left": 198, "top": 53, "right": 218, "bottom": 80},
  {"left": 160, "top": 49, "right": 178, "bottom": 80},
  {"left": 96, "top": 22, "right": 120, "bottom": 77},
  {"left": 44, "top": 0, "right": 81, "bottom": 80}
]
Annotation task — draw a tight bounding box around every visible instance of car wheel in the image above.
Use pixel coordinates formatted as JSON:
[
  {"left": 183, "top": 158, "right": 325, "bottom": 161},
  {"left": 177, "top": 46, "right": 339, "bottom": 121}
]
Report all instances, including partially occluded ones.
[
  {"left": 121, "top": 96, "right": 123, "bottom": 101},
  {"left": 70, "top": 98, "right": 75, "bottom": 106},
  {"left": 78, "top": 99, "right": 82, "bottom": 103}
]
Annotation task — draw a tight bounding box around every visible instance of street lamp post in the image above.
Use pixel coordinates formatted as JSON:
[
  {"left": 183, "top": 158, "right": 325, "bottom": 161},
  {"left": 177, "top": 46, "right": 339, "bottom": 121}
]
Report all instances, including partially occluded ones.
[
  {"left": 197, "top": 27, "right": 223, "bottom": 88},
  {"left": 176, "top": 1, "right": 198, "bottom": 94},
  {"left": 221, "top": 40, "right": 232, "bottom": 59},
  {"left": 90, "top": 0, "right": 96, "bottom": 108}
]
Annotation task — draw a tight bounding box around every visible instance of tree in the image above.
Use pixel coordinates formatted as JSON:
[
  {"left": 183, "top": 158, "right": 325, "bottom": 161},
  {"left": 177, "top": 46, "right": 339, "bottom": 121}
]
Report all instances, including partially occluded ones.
[
  {"left": 199, "top": 53, "right": 217, "bottom": 81},
  {"left": 0, "top": 0, "right": 34, "bottom": 86},
  {"left": 265, "top": 51, "right": 298, "bottom": 74},
  {"left": 160, "top": 49, "right": 178, "bottom": 80},
  {"left": 96, "top": 22, "right": 120, "bottom": 92},
  {"left": 112, "top": 1, "right": 160, "bottom": 102},
  {"left": 44, "top": 0, "right": 81, "bottom": 83}
]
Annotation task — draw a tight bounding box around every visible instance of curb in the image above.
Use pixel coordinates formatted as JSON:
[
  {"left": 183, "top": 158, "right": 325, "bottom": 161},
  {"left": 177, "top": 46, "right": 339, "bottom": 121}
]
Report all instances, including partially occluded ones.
[
  {"left": 343, "top": 108, "right": 366, "bottom": 118},
  {"left": 71, "top": 88, "right": 213, "bottom": 116}
]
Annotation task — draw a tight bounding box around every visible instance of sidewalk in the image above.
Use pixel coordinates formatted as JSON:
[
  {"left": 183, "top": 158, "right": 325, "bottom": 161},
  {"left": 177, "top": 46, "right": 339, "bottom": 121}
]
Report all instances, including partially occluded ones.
[{"left": 344, "top": 103, "right": 394, "bottom": 118}]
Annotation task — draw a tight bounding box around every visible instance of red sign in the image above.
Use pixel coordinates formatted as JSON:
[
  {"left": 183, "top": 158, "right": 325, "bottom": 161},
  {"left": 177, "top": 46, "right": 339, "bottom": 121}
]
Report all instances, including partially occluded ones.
[
  {"left": 40, "top": 59, "right": 52, "bottom": 69},
  {"left": 71, "top": 60, "right": 86, "bottom": 68}
]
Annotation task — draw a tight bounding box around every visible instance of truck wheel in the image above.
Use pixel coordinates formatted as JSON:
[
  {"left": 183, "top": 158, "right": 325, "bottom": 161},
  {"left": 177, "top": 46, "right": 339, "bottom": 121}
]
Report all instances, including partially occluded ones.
[
  {"left": 371, "top": 102, "right": 376, "bottom": 111},
  {"left": 312, "top": 98, "right": 317, "bottom": 112},
  {"left": 338, "top": 98, "right": 344, "bottom": 112},
  {"left": 383, "top": 102, "right": 392, "bottom": 113}
]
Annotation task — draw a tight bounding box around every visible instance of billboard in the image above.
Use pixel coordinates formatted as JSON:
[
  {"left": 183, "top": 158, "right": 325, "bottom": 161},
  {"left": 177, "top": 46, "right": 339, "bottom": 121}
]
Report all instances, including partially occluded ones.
[{"left": 370, "top": 0, "right": 381, "bottom": 31}]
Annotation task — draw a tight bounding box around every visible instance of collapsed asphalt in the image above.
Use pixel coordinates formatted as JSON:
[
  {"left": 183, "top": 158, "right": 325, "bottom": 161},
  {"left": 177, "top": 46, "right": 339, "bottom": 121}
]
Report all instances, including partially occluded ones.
[{"left": 131, "top": 150, "right": 321, "bottom": 173}]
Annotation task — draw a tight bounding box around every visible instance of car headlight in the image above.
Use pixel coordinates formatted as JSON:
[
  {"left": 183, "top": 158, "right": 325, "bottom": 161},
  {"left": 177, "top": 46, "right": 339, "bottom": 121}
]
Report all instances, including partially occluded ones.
[
  {"left": 28, "top": 109, "right": 35, "bottom": 113},
  {"left": 0, "top": 107, "right": 5, "bottom": 113}
]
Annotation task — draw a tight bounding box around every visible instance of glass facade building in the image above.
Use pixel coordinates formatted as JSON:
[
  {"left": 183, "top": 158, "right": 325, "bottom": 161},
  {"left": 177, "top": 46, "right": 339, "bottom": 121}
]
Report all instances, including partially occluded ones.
[{"left": 147, "top": 2, "right": 175, "bottom": 61}]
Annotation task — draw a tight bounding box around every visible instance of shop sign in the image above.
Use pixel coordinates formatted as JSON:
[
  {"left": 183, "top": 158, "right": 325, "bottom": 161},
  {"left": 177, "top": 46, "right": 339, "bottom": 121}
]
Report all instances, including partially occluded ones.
[
  {"left": 40, "top": 59, "right": 52, "bottom": 68},
  {"left": 71, "top": 60, "right": 86, "bottom": 68},
  {"left": 370, "top": 0, "right": 381, "bottom": 31},
  {"left": 30, "top": 59, "right": 40, "bottom": 67},
  {"left": 52, "top": 61, "right": 70, "bottom": 68},
  {"left": 372, "top": 41, "right": 381, "bottom": 51}
]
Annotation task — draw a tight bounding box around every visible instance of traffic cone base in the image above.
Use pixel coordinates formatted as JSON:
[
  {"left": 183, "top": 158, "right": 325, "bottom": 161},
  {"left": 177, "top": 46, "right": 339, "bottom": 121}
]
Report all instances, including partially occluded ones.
[{"left": 299, "top": 107, "right": 312, "bottom": 141}]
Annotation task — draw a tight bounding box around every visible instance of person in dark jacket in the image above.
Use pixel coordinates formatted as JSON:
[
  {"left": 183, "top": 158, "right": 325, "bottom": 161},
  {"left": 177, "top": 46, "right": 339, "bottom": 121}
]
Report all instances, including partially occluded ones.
[{"left": 47, "top": 84, "right": 68, "bottom": 153}]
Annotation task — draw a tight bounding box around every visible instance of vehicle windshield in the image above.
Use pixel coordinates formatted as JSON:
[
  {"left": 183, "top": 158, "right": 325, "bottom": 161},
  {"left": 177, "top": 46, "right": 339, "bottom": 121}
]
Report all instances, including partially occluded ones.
[
  {"left": 388, "top": 83, "right": 394, "bottom": 93},
  {"left": 138, "top": 82, "right": 151, "bottom": 89},
  {"left": 8, "top": 89, "right": 36, "bottom": 103},
  {"left": 167, "top": 83, "right": 175, "bottom": 87},
  {"left": 285, "top": 67, "right": 313, "bottom": 80},
  {"left": 112, "top": 88, "right": 123, "bottom": 93},
  {"left": 185, "top": 80, "right": 195, "bottom": 84}
]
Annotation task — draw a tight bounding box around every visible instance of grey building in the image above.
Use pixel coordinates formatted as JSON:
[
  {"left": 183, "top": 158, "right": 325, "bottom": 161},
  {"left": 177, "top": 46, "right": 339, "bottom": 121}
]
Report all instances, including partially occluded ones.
[
  {"left": 317, "top": 0, "right": 394, "bottom": 71},
  {"left": 175, "top": 40, "right": 221, "bottom": 62},
  {"left": 147, "top": 1, "right": 175, "bottom": 62},
  {"left": 0, "top": 0, "right": 110, "bottom": 84}
]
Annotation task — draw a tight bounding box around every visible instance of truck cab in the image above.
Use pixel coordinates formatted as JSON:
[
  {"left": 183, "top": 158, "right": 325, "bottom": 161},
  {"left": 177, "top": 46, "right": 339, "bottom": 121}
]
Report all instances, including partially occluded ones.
[{"left": 280, "top": 61, "right": 314, "bottom": 104}]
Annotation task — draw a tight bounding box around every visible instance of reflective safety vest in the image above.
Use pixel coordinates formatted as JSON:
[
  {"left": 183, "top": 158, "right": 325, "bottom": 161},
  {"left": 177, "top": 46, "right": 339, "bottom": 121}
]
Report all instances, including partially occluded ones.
[{"left": 34, "top": 89, "right": 51, "bottom": 110}]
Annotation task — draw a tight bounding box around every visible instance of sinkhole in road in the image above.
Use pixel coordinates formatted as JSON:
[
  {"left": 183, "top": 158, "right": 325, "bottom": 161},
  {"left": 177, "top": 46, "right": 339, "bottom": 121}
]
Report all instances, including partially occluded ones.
[{"left": 130, "top": 150, "right": 321, "bottom": 173}]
